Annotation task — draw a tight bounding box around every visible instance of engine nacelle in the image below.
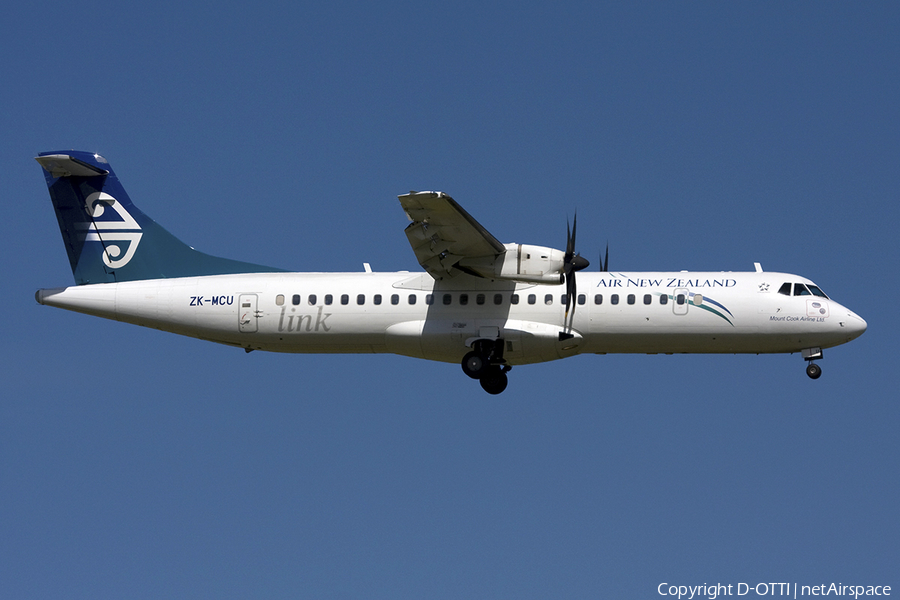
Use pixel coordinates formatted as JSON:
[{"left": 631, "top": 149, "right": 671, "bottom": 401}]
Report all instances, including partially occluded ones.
[{"left": 458, "top": 243, "right": 565, "bottom": 284}]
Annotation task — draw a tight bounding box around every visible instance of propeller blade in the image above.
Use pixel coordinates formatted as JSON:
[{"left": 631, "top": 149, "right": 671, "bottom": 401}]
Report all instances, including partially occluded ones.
[
  {"left": 562, "top": 214, "right": 588, "bottom": 334},
  {"left": 565, "top": 270, "right": 577, "bottom": 331},
  {"left": 570, "top": 214, "right": 577, "bottom": 255}
]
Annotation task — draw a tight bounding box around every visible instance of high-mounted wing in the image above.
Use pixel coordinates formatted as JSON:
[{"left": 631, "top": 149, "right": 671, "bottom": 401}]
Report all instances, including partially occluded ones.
[{"left": 399, "top": 191, "right": 506, "bottom": 280}]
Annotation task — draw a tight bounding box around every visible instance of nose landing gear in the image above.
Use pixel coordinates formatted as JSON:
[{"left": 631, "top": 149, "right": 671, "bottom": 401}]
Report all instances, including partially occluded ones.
[
  {"left": 461, "top": 339, "right": 511, "bottom": 394},
  {"left": 802, "top": 347, "right": 823, "bottom": 380},
  {"left": 806, "top": 362, "right": 822, "bottom": 379}
]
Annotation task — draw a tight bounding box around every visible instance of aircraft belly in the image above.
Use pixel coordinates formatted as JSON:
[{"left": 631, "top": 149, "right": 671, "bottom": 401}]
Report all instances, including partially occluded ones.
[
  {"left": 582, "top": 325, "right": 850, "bottom": 354},
  {"left": 584, "top": 328, "right": 765, "bottom": 354}
]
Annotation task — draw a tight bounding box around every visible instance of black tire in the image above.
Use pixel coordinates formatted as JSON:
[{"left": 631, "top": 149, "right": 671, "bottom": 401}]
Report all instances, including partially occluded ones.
[
  {"left": 462, "top": 351, "right": 487, "bottom": 379},
  {"left": 480, "top": 369, "right": 508, "bottom": 395},
  {"left": 806, "top": 363, "right": 822, "bottom": 379}
]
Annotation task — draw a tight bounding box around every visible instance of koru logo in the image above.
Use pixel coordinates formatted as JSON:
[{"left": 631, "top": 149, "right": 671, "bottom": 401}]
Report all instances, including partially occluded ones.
[{"left": 77, "top": 192, "right": 143, "bottom": 269}]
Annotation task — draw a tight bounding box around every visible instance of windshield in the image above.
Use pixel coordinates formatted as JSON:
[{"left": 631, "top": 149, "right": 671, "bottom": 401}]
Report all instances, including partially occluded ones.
[{"left": 778, "top": 282, "right": 829, "bottom": 299}]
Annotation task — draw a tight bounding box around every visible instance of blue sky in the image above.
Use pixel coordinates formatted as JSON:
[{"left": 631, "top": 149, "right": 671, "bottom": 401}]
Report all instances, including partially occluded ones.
[{"left": 2, "top": 2, "right": 898, "bottom": 598}]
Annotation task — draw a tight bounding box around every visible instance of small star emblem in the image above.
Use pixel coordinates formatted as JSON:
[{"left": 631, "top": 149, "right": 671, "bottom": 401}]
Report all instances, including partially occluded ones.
[{"left": 758, "top": 283, "right": 770, "bottom": 292}]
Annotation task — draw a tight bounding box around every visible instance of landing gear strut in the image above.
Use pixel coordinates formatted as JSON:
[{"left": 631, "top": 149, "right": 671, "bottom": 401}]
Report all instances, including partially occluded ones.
[{"left": 461, "top": 339, "right": 511, "bottom": 394}]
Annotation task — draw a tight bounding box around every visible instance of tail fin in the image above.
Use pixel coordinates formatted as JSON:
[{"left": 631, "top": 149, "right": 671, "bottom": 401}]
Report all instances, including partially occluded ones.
[{"left": 36, "top": 151, "right": 285, "bottom": 285}]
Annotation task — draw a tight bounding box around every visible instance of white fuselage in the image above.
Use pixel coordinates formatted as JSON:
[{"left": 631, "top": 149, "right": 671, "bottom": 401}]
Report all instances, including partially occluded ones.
[{"left": 36, "top": 270, "right": 867, "bottom": 366}]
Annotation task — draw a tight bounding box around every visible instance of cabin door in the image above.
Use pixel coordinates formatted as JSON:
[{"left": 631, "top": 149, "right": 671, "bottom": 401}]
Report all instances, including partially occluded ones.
[{"left": 672, "top": 288, "right": 689, "bottom": 316}]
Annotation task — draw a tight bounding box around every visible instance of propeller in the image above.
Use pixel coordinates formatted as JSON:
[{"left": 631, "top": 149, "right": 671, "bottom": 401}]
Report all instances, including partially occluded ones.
[{"left": 561, "top": 215, "right": 590, "bottom": 339}]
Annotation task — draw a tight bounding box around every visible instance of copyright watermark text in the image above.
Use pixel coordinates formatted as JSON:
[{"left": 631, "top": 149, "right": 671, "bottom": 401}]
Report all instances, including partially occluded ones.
[{"left": 658, "top": 583, "right": 891, "bottom": 599}]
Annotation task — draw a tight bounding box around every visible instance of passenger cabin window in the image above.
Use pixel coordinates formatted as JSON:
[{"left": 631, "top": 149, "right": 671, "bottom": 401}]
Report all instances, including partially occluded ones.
[
  {"left": 357, "top": 294, "right": 365, "bottom": 305},
  {"left": 659, "top": 294, "right": 668, "bottom": 305},
  {"left": 275, "top": 294, "right": 285, "bottom": 306},
  {"left": 643, "top": 294, "right": 652, "bottom": 305},
  {"left": 594, "top": 294, "right": 603, "bottom": 305},
  {"left": 527, "top": 294, "right": 536, "bottom": 305},
  {"left": 459, "top": 294, "right": 468, "bottom": 306},
  {"left": 308, "top": 294, "right": 317, "bottom": 305},
  {"left": 511, "top": 294, "right": 519, "bottom": 305},
  {"left": 292, "top": 294, "right": 301, "bottom": 305},
  {"left": 476, "top": 294, "right": 485, "bottom": 305},
  {"left": 545, "top": 294, "right": 553, "bottom": 305},
  {"left": 425, "top": 294, "right": 434, "bottom": 305},
  {"left": 391, "top": 294, "right": 399, "bottom": 305},
  {"left": 494, "top": 294, "right": 503, "bottom": 305},
  {"left": 611, "top": 294, "right": 619, "bottom": 305},
  {"left": 373, "top": 294, "right": 382, "bottom": 305},
  {"left": 676, "top": 294, "right": 686, "bottom": 305},
  {"left": 341, "top": 294, "right": 349, "bottom": 305},
  {"left": 578, "top": 294, "right": 585, "bottom": 305},
  {"left": 325, "top": 294, "right": 333, "bottom": 305},
  {"left": 408, "top": 294, "right": 417, "bottom": 305},
  {"left": 443, "top": 294, "right": 452, "bottom": 305},
  {"left": 627, "top": 294, "right": 635, "bottom": 305}
]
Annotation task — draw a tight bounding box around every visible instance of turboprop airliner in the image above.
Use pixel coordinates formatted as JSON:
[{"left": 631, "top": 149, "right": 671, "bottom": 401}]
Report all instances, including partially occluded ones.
[{"left": 35, "top": 151, "right": 867, "bottom": 394}]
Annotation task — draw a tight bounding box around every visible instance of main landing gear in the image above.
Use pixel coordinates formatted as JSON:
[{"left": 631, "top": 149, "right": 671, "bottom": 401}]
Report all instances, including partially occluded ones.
[
  {"left": 461, "top": 339, "right": 511, "bottom": 395},
  {"left": 803, "top": 347, "right": 823, "bottom": 380}
]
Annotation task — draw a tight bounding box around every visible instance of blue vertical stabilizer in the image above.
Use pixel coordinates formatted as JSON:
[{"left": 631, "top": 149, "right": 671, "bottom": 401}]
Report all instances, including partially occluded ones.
[{"left": 36, "top": 151, "right": 285, "bottom": 285}]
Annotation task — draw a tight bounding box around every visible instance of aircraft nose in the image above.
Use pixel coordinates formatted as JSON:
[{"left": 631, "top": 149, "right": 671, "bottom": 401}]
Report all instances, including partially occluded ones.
[{"left": 843, "top": 311, "right": 867, "bottom": 339}]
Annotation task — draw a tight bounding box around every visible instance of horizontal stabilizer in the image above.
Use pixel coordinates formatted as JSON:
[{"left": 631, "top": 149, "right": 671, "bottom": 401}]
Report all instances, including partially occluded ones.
[{"left": 36, "top": 154, "right": 109, "bottom": 177}]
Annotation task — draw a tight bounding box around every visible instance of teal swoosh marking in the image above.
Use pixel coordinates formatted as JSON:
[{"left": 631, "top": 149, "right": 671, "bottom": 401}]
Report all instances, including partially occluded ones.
[
  {"left": 695, "top": 303, "right": 734, "bottom": 326},
  {"left": 655, "top": 292, "right": 735, "bottom": 327}
]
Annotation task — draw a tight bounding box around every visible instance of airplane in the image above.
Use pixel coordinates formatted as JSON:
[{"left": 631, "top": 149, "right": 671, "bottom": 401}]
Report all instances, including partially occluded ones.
[{"left": 34, "top": 151, "right": 867, "bottom": 394}]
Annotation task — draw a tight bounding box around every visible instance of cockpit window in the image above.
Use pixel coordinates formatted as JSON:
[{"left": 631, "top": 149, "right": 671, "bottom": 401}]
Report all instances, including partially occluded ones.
[
  {"left": 779, "top": 281, "right": 829, "bottom": 299},
  {"left": 807, "top": 284, "right": 829, "bottom": 299}
]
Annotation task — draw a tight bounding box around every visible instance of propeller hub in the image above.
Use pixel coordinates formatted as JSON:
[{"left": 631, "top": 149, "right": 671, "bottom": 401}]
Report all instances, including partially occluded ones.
[{"left": 572, "top": 255, "right": 590, "bottom": 272}]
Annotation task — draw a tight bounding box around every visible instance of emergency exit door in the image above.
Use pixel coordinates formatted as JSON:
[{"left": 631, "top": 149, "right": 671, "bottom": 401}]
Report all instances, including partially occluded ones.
[{"left": 238, "top": 294, "right": 258, "bottom": 332}]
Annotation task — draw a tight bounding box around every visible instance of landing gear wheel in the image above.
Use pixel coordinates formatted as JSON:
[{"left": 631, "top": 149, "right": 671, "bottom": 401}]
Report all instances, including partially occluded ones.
[
  {"left": 462, "top": 351, "right": 488, "bottom": 379},
  {"left": 806, "top": 362, "right": 822, "bottom": 380},
  {"left": 480, "top": 368, "right": 508, "bottom": 395}
]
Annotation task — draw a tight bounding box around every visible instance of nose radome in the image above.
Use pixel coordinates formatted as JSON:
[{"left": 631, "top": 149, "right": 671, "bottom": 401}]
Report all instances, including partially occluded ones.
[{"left": 844, "top": 312, "right": 867, "bottom": 338}]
